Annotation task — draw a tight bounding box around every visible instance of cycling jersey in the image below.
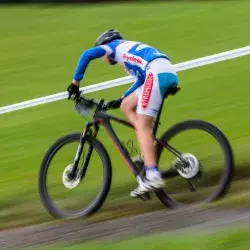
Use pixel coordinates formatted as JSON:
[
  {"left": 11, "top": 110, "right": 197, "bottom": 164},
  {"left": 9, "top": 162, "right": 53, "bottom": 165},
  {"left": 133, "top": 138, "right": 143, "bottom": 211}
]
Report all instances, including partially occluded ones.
[{"left": 73, "top": 39, "right": 171, "bottom": 97}]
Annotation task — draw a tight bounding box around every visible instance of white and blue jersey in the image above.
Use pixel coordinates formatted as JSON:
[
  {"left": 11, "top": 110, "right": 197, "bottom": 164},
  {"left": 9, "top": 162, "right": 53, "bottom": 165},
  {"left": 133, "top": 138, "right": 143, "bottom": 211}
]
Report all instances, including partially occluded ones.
[{"left": 73, "top": 40, "right": 172, "bottom": 98}]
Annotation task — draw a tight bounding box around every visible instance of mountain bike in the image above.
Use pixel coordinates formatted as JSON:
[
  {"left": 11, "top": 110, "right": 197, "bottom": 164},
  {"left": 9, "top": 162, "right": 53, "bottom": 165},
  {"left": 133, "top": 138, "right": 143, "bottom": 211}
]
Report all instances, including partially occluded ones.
[{"left": 38, "top": 86, "right": 234, "bottom": 219}]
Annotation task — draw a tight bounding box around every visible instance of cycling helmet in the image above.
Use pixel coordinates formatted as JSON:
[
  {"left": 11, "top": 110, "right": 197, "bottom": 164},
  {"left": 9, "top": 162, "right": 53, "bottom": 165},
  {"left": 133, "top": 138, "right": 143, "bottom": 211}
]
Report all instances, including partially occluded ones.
[
  {"left": 95, "top": 29, "right": 123, "bottom": 65},
  {"left": 95, "top": 29, "right": 123, "bottom": 46}
]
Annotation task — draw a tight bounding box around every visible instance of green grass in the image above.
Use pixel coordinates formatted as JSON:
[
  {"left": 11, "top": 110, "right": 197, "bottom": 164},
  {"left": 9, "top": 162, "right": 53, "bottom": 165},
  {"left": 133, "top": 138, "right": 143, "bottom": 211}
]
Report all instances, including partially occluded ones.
[
  {"left": 27, "top": 226, "right": 250, "bottom": 250},
  {"left": 1, "top": 1, "right": 250, "bottom": 229}
]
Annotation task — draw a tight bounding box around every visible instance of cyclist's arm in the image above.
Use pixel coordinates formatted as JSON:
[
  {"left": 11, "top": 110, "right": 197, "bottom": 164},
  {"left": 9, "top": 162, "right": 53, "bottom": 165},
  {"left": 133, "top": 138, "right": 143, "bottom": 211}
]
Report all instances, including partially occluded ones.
[
  {"left": 122, "top": 79, "right": 144, "bottom": 98},
  {"left": 73, "top": 47, "right": 106, "bottom": 83}
]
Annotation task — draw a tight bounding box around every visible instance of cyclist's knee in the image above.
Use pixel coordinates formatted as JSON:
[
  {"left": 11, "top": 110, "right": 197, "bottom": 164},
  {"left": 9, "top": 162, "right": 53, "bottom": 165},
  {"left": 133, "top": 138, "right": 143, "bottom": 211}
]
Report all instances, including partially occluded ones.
[
  {"left": 121, "top": 98, "right": 135, "bottom": 115},
  {"left": 120, "top": 99, "right": 127, "bottom": 113}
]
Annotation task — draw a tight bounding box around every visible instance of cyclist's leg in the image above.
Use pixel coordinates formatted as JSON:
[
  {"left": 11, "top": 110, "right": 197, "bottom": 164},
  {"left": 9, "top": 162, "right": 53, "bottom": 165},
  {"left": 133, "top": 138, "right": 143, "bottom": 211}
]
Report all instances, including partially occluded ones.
[
  {"left": 121, "top": 88, "right": 145, "bottom": 163},
  {"left": 130, "top": 72, "right": 164, "bottom": 197},
  {"left": 131, "top": 59, "right": 178, "bottom": 197},
  {"left": 134, "top": 114, "right": 156, "bottom": 167},
  {"left": 135, "top": 72, "right": 163, "bottom": 180},
  {"left": 120, "top": 91, "right": 138, "bottom": 125}
]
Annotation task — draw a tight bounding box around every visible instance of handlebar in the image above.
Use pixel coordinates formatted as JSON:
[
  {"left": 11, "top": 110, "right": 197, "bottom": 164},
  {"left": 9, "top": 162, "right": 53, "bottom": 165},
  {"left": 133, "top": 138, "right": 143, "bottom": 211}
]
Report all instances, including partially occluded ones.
[{"left": 73, "top": 95, "right": 107, "bottom": 117}]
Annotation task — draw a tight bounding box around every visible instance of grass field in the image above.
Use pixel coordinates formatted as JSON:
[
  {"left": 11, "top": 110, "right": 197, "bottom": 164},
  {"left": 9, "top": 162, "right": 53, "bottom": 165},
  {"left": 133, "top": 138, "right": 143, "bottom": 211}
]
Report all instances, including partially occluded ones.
[
  {"left": 1, "top": 0, "right": 250, "bottom": 229},
  {"left": 27, "top": 225, "right": 250, "bottom": 250}
]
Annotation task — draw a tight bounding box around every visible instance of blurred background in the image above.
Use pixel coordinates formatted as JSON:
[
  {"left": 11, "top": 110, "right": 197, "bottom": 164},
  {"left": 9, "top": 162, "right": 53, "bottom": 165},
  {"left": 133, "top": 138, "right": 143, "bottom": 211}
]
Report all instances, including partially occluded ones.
[{"left": 0, "top": 0, "right": 250, "bottom": 249}]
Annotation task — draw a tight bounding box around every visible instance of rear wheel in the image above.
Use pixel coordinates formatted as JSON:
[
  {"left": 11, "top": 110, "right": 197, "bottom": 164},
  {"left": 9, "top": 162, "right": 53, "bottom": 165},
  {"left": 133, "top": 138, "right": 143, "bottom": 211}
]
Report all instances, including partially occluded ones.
[
  {"left": 38, "top": 132, "right": 112, "bottom": 218},
  {"left": 155, "top": 120, "right": 234, "bottom": 208}
]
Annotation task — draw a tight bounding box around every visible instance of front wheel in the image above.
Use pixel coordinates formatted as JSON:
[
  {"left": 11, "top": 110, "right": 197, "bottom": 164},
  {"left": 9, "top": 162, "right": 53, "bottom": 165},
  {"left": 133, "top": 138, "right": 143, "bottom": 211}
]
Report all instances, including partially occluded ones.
[
  {"left": 155, "top": 120, "right": 234, "bottom": 208},
  {"left": 38, "top": 132, "right": 112, "bottom": 219}
]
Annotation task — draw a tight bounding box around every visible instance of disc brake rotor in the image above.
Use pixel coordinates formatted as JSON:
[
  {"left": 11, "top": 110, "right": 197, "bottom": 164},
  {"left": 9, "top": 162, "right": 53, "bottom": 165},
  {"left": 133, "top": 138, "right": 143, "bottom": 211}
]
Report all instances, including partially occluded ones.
[
  {"left": 173, "top": 153, "right": 200, "bottom": 179},
  {"left": 62, "top": 164, "right": 81, "bottom": 189}
]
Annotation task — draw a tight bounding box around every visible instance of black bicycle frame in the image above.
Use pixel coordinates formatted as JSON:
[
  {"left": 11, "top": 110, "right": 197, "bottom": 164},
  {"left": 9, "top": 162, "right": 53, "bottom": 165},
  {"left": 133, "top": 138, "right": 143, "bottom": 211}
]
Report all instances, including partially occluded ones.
[{"left": 70, "top": 96, "right": 183, "bottom": 179}]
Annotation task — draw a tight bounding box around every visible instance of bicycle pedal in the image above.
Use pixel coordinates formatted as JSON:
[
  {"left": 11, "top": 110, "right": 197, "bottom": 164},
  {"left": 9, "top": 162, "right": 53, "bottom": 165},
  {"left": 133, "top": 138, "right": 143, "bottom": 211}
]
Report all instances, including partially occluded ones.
[{"left": 138, "top": 192, "right": 151, "bottom": 201}]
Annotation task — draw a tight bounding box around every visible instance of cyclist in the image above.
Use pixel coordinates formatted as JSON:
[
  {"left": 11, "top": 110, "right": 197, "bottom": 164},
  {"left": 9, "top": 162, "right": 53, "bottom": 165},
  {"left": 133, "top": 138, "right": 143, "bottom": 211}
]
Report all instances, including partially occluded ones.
[{"left": 67, "top": 29, "right": 179, "bottom": 198}]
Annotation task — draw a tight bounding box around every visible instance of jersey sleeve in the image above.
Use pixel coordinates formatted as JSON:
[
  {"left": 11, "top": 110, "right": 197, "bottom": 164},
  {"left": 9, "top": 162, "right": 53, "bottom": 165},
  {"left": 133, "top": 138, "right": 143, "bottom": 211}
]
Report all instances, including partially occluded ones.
[
  {"left": 101, "top": 39, "right": 124, "bottom": 60},
  {"left": 73, "top": 46, "right": 106, "bottom": 81},
  {"left": 123, "top": 78, "right": 144, "bottom": 98}
]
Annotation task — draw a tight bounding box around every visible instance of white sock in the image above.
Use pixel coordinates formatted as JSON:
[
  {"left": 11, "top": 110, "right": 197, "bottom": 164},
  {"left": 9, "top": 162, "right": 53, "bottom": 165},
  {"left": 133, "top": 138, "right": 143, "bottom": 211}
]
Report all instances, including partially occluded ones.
[{"left": 146, "top": 169, "right": 161, "bottom": 180}]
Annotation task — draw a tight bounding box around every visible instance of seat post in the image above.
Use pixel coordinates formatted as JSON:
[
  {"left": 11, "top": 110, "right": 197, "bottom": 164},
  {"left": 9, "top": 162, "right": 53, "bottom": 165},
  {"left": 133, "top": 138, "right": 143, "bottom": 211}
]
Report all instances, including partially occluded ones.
[
  {"left": 152, "top": 96, "right": 167, "bottom": 137},
  {"left": 152, "top": 85, "right": 179, "bottom": 137}
]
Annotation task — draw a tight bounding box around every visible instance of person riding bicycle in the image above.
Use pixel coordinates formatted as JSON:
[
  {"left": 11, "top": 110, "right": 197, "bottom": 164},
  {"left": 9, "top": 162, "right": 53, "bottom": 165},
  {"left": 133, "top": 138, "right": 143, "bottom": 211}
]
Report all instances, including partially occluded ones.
[{"left": 67, "top": 29, "right": 179, "bottom": 198}]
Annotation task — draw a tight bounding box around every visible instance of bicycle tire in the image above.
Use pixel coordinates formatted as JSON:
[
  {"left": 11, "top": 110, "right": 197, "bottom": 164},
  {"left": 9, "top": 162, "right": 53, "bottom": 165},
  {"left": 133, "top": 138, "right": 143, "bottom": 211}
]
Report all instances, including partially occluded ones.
[
  {"left": 38, "top": 132, "right": 112, "bottom": 218},
  {"left": 155, "top": 120, "right": 234, "bottom": 208}
]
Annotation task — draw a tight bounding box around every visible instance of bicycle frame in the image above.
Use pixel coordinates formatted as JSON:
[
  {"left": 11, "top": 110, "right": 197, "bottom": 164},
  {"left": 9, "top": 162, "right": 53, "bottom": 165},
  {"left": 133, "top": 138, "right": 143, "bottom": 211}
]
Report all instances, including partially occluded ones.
[{"left": 69, "top": 95, "right": 184, "bottom": 180}]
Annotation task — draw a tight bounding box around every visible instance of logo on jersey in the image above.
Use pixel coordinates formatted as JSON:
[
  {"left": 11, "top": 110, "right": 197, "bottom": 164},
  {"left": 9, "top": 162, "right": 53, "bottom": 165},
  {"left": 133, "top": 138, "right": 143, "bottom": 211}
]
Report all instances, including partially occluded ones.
[
  {"left": 123, "top": 53, "right": 143, "bottom": 65},
  {"left": 142, "top": 73, "right": 154, "bottom": 109}
]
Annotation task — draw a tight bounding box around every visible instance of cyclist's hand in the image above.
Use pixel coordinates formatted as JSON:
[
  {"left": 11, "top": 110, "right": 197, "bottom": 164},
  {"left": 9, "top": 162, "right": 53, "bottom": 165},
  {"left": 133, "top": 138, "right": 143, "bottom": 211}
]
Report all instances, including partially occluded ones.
[
  {"left": 67, "top": 83, "right": 80, "bottom": 100},
  {"left": 103, "top": 98, "right": 123, "bottom": 110}
]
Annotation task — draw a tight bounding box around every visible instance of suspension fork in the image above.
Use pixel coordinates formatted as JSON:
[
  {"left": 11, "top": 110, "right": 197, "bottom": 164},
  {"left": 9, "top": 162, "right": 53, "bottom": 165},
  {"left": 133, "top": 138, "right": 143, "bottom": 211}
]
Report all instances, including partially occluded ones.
[
  {"left": 69, "top": 121, "right": 97, "bottom": 180},
  {"left": 79, "top": 121, "right": 100, "bottom": 179}
]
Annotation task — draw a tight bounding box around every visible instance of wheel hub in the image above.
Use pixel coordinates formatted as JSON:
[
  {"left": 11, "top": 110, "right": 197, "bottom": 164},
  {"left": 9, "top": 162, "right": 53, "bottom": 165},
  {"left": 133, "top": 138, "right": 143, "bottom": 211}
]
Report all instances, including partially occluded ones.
[
  {"left": 173, "top": 153, "right": 199, "bottom": 179},
  {"left": 62, "top": 164, "right": 81, "bottom": 189}
]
